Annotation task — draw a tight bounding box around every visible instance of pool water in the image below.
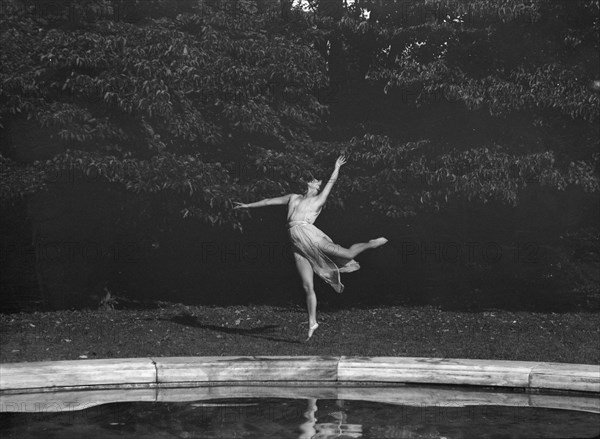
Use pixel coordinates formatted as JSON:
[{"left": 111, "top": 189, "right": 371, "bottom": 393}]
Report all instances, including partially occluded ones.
[{"left": 1, "top": 396, "right": 599, "bottom": 438}]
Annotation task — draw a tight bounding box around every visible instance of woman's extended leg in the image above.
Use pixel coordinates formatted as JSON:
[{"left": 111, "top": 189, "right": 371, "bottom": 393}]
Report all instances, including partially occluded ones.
[
  {"left": 316, "top": 237, "right": 388, "bottom": 260},
  {"left": 294, "top": 252, "right": 319, "bottom": 340}
]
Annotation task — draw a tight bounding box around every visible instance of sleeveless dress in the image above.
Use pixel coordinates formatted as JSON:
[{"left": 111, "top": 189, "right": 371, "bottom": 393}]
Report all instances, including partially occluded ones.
[{"left": 288, "top": 207, "right": 360, "bottom": 293}]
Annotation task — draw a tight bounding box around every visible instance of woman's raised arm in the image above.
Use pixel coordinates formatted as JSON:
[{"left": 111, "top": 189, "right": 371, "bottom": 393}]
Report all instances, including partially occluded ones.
[{"left": 315, "top": 155, "right": 347, "bottom": 205}]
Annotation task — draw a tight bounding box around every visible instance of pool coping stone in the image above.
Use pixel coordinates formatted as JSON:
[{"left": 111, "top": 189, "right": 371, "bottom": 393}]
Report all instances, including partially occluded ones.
[{"left": 0, "top": 356, "right": 598, "bottom": 393}]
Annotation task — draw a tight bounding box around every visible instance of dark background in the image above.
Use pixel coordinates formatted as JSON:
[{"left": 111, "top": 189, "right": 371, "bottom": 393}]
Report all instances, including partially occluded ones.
[{"left": 1, "top": 0, "right": 598, "bottom": 313}]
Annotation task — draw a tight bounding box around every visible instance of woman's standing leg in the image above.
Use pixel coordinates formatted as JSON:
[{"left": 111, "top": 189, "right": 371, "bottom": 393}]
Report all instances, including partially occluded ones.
[{"left": 294, "top": 252, "right": 319, "bottom": 340}]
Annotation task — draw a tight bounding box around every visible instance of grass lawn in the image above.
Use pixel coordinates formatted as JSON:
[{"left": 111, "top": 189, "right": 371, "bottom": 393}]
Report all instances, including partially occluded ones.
[{"left": 1, "top": 302, "right": 598, "bottom": 364}]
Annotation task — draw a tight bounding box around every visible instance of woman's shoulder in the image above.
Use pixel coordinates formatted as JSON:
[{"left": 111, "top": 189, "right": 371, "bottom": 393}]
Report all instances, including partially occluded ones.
[{"left": 287, "top": 194, "right": 300, "bottom": 204}]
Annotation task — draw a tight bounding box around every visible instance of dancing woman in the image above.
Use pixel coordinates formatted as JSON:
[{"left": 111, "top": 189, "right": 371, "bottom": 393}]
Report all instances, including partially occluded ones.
[{"left": 234, "top": 156, "right": 388, "bottom": 340}]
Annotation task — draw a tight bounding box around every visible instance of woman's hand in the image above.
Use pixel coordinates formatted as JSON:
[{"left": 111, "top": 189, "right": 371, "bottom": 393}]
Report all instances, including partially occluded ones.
[
  {"left": 335, "top": 155, "right": 347, "bottom": 169},
  {"left": 233, "top": 202, "right": 248, "bottom": 209}
]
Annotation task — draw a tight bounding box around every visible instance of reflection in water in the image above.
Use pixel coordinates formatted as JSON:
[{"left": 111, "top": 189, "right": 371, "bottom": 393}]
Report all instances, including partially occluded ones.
[
  {"left": 1, "top": 394, "right": 598, "bottom": 438},
  {"left": 299, "top": 398, "right": 317, "bottom": 439},
  {"left": 299, "top": 399, "right": 363, "bottom": 439}
]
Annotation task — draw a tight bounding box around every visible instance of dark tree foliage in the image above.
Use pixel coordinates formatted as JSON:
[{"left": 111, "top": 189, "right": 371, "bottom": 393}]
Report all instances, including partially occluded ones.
[
  {"left": 316, "top": 0, "right": 599, "bottom": 217},
  {"left": 1, "top": 0, "right": 598, "bottom": 229},
  {"left": 1, "top": 0, "right": 598, "bottom": 310},
  {"left": 1, "top": 0, "right": 329, "bottom": 228}
]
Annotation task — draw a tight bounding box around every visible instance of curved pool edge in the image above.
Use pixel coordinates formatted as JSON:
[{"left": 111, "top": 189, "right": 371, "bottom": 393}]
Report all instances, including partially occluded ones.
[{"left": 0, "top": 356, "right": 598, "bottom": 394}]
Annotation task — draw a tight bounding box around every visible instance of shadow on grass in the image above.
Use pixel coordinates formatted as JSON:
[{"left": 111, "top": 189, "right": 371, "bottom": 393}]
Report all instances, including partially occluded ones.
[{"left": 165, "top": 314, "right": 302, "bottom": 344}]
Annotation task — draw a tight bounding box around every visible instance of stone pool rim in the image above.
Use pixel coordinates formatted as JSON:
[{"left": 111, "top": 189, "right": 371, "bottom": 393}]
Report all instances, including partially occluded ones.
[{"left": 1, "top": 356, "right": 598, "bottom": 394}]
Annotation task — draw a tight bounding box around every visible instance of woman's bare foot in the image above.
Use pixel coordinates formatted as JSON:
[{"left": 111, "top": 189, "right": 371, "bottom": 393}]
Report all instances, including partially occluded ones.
[
  {"left": 369, "top": 237, "right": 388, "bottom": 248},
  {"left": 305, "top": 322, "right": 319, "bottom": 341}
]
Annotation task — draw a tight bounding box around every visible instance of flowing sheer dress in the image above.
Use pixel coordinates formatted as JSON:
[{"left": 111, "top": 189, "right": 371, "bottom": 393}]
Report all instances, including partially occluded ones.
[{"left": 288, "top": 208, "right": 360, "bottom": 293}]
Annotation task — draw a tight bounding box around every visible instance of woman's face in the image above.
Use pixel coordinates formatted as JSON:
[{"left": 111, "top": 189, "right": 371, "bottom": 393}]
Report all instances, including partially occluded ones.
[{"left": 307, "top": 179, "right": 322, "bottom": 191}]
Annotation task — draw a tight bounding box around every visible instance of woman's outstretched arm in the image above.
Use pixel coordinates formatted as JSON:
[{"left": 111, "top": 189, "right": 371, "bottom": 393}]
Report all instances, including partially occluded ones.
[
  {"left": 315, "top": 155, "right": 346, "bottom": 205},
  {"left": 234, "top": 194, "right": 293, "bottom": 209}
]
